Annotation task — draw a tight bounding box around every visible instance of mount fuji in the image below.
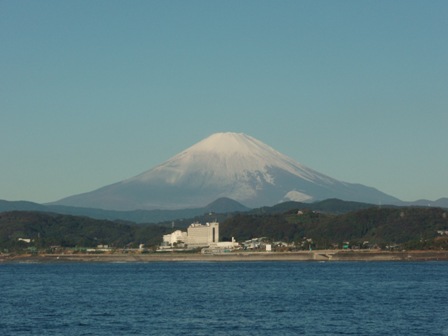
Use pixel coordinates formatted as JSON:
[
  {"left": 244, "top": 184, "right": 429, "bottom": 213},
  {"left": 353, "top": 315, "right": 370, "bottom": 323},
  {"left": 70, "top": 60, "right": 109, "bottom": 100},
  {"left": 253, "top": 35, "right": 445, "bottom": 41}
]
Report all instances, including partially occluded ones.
[{"left": 52, "top": 132, "right": 400, "bottom": 210}]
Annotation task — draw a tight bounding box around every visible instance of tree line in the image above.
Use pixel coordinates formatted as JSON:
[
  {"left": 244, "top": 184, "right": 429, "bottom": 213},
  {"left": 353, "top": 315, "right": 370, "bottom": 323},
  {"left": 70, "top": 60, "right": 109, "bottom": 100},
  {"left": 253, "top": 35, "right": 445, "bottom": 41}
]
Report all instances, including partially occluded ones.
[{"left": 1, "top": 205, "right": 447, "bottom": 251}]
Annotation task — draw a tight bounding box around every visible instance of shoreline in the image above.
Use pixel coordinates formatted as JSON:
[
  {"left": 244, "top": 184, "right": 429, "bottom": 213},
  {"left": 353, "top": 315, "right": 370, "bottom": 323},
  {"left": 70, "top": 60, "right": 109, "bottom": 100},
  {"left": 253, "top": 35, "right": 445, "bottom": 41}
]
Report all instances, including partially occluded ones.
[{"left": 2, "top": 250, "right": 448, "bottom": 263}]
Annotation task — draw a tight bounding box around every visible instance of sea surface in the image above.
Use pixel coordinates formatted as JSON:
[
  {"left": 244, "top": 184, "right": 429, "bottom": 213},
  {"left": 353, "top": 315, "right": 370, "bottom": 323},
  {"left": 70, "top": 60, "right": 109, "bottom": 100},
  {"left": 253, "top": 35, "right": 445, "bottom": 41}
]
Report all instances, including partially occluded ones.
[{"left": 1, "top": 261, "right": 447, "bottom": 336}]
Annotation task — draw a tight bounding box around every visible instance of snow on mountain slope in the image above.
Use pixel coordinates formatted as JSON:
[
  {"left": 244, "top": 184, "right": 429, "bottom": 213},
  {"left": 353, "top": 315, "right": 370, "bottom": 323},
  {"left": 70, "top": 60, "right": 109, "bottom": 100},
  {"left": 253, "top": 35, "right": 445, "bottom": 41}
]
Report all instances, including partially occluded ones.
[
  {"left": 52, "top": 132, "right": 401, "bottom": 210},
  {"left": 132, "top": 132, "right": 333, "bottom": 186}
]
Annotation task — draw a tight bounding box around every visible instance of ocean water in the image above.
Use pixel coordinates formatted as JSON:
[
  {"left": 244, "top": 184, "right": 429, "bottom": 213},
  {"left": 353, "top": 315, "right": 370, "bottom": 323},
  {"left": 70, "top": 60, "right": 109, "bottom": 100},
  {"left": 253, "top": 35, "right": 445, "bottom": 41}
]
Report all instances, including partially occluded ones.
[{"left": 1, "top": 261, "right": 447, "bottom": 336}]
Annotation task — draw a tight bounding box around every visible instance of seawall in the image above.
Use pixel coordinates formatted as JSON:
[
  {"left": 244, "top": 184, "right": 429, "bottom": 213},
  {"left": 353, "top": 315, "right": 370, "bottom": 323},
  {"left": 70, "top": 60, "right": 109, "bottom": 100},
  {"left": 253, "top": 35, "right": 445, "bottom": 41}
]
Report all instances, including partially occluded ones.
[{"left": 2, "top": 250, "right": 448, "bottom": 263}]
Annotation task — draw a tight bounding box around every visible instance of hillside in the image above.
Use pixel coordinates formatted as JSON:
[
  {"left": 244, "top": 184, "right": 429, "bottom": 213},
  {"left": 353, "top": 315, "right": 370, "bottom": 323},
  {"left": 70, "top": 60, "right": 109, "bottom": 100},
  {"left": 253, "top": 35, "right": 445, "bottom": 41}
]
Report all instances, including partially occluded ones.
[
  {"left": 0, "top": 197, "right": 249, "bottom": 224},
  {"left": 0, "top": 211, "right": 172, "bottom": 250},
  {"left": 2, "top": 204, "right": 448, "bottom": 252},
  {"left": 249, "top": 198, "right": 376, "bottom": 215},
  {"left": 221, "top": 206, "right": 448, "bottom": 250},
  {"left": 0, "top": 198, "right": 375, "bottom": 224}
]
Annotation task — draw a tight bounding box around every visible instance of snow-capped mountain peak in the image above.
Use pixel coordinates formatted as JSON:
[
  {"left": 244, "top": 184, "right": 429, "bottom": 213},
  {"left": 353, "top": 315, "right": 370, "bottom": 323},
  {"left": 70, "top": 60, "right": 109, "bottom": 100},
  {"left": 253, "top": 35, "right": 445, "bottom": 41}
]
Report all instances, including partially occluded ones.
[
  {"left": 139, "top": 132, "right": 329, "bottom": 185},
  {"left": 52, "top": 132, "right": 400, "bottom": 210}
]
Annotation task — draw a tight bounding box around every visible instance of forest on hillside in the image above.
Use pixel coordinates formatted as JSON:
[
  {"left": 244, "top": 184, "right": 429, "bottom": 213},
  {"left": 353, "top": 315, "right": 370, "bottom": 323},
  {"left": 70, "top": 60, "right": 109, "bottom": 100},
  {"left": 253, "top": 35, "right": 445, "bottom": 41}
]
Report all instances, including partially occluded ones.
[
  {"left": 220, "top": 207, "right": 448, "bottom": 250},
  {"left": 0, "top": 211, "right": 170, "bottom": 251},
  {"left": 1, "top": 205, "right": 448, "bottom": 252}
]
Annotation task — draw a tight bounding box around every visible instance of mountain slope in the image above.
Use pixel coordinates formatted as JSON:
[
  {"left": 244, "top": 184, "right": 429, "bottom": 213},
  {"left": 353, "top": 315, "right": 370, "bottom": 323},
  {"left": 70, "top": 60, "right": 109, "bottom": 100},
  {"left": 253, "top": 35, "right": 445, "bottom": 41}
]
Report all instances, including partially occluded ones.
[
  {"left": 0, "top": 198, "right": 249, "bottom": 224},
  {"left": 0, "top": 211, "right": 170, "bottom": 249},
  {"left": 52, "top": 132, "right": 401, "bottom": 210},
  {"left": 0, "top": 200, "right": 48, "bottom": 212}
]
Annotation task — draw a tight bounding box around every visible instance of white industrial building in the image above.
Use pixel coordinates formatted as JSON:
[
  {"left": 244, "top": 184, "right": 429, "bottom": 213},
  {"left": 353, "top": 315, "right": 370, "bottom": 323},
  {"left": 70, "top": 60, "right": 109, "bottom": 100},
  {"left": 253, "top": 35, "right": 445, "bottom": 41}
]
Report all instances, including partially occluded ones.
[
  {"left": 160, "top": 222, "right": 221, "bottom": 249},
  {"left": 162, "top": 230, "right": 188, "bottom": 247},
  {"left": 201, "top": 237, "right": 240, "bottom": 254},
  {"left": 186, "top": 222, "right": 219, "bottom": 248}
]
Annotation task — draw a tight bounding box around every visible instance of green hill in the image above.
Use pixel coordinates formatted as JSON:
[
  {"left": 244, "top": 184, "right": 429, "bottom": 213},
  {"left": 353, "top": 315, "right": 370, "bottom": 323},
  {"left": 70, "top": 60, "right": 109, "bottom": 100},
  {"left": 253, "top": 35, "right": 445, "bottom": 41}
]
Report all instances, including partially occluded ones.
[
  {"left": 2, "top": 205, "right": 447, "bottom": 252},
  {"left": 221, "top": 206, "right": 448, "bottom": 249},
  {"left": 0, "top": 211, "right": 171, "bottom": 251}
]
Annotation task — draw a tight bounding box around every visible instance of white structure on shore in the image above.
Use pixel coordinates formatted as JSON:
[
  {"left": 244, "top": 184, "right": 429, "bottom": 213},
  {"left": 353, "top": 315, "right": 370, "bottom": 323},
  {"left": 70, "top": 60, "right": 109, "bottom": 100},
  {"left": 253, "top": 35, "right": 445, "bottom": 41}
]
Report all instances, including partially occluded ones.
[
  {"left": 186, "top": 222, "right": 219, "bottom": 248},
  {"left": 201, "top": 237, "right": 240, "bottom": 254},
  {"left": 162, "top": 230, "right": 188, "bottom": 247},
  {"left": 160, "top": 222, "right": 221, "bottom": 249}
]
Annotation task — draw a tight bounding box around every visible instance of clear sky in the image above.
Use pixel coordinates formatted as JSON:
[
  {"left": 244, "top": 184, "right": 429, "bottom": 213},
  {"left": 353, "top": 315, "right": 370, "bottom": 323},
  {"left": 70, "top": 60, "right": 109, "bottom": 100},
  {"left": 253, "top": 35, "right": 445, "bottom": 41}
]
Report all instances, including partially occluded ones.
[{"left": 1, "top": 0, "right": 447, "bottom": 204}]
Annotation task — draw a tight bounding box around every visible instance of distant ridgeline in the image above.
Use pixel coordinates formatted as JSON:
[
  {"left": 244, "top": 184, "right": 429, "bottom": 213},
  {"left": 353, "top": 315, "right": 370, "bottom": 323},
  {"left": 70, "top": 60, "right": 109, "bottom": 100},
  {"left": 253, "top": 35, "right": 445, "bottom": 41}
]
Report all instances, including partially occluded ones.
[
  {"left": 1, "top": 199, "right": 447, "bottom": 251},
  {"left": 1, "top": 197, "right": 447, "bottom": 224}
]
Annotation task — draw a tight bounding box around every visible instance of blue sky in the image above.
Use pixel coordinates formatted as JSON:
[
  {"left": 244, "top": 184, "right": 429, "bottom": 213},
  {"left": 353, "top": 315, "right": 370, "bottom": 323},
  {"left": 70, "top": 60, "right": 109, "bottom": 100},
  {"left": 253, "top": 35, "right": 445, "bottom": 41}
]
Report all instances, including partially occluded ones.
[{"left": 1, "top": 0, "right": 447, "bottom": 203}]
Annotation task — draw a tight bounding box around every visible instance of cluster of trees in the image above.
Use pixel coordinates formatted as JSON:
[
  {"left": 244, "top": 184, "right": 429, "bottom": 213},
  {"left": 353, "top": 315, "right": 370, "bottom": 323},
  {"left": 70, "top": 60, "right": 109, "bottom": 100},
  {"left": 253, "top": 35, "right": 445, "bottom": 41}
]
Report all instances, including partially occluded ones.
[
  {"left": 1, "top": 203, "right": 447, "bottom": 252},
  {"left": 220, "top": 207, "right": 448, "bottom": 250},
  {"left": 0, "top": 211, "right": 171, "bottom": 251}
]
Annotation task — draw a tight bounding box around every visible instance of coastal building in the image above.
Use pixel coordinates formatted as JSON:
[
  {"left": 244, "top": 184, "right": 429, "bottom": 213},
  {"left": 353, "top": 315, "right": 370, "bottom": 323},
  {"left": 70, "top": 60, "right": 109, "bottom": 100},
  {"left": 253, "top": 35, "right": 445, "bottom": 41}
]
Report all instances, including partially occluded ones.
[
  {"left": 201, "top": 237, "right": 240, "bottom": 254},
  {"left": 242, "top": 237, "right": 267, "bottom": 250},
  {"left": 162, "top": 230, "right": 188, "bottom": 247},
  {"left": 187, "top": 222, "right": 219, "bottom": 248},
  {"left": 159, "top": 222, "right": 221, "bottom": 250}
]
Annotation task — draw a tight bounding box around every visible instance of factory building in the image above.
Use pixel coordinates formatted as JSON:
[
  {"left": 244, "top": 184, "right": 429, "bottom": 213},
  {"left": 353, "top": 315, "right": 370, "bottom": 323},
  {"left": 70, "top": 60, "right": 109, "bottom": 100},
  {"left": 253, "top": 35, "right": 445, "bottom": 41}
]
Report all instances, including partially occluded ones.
[
  {"left": 160, "top": 222, "right": 220, "bottom": 249},
  {"left": 186, "top": 222, "right": 219, "bottom": 248},
  {"left": 162, "top": 230, "right": 188, "bottom": 247}
]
